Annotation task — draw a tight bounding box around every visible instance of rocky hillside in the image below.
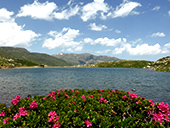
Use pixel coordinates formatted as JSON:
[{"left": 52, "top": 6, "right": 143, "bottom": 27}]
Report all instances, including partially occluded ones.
[
  {"left": 146, "top": 56, "right": 170, "bottom": 72},
  {"left": 53, "top": 53, "right": 120, "bottom": 65},
  {"left": 0, "top": 47, "right": 70, "bottom": 66}
]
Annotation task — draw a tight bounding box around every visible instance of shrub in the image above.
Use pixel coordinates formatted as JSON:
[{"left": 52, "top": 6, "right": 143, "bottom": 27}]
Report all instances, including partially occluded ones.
[{"left": 0, "top": 89, "right": 170, "bottom": 127}]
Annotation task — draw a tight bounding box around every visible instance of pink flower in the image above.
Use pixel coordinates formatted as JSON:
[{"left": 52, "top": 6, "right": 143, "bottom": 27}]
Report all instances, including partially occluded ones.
[
  {"left": 165, "top": 116, "right": 170, "bottom": 122},
  {"left": 98, "top": 89, "right": 103, "bottom": 92},
  {"left": 112, "top": 89, "right": 115, "bottom": 93},
  {"left": 57, "top": 92, "right": 60, "bottom": 95},
  {"left": 18, "top": 107, "right": 27, "bottom": 116},
  {"left": 90, "top": 95, "right": 94, "bottom": 98},
  {"left": 43, "top": 97, "right": 47, "bottom": 100},
  {"left": 149, "top": 99, "right": 155, "bottom": 106},
  {"left": 75, "top": 90, "right": 79, "bottom": 93},
  {"left": 3, "top": 117, "right": 9, "bottom": 124},
  {"left": 104, "top": 99, "right": 107, "bottom": 103},
  {"left": 48, "top": 116, "right": 55, "bottom": 123},
  {"left": 82, "top": 95, "right": 85, "bottom": 101},
  {"left": 72, "top": 101, "right": 75, "bottom": 105},
  {"left": 158, "top": 102, "right": 169, "bottom": 113},
  {"left": 65, "top": 94, "right": 70, "bottom": 98},
  {"left": 129, "top": 93, "right": 138, "bottom": 100},
  {"left": 83, "top": 120, "right": 92, "bottom": 127},
  {"left": 122, "top": 95, "right": 127, "bottom": 99},
  {"left": 11, "top": 98, "right": 19, "bottom": 105},
  {"left": 13, "top": 114, "right": 21, "bottom": 121},
  {"left": 15, "top": 95, "right": 21, "bottom": 100},
  {"left": 136, "top": 101, "right": 142, "bottom": 104},
  {"left": 108, "top": 91, "right": 111, "bottom": 94},
  {"left": 30, "top": 100, "right": 38, "bottom": 109},
  {"left": 99, "top": 97, "right": 104, "bottom": 103},
  {"left": 48, "top": 111, "right": 57, "bottom": 117},
  {"left": 52, "top": 121, "right": 61, "bottom": 128},
  {"left": 0, "top": 112, "right": 5, "bottom": 117},
  {"left": 116, "top": 91, "right": 119, "bottom": 93},
  {"left": 74, "top": 109, "right": 77, "bottom": 112},
  {"left": 153, "top": 112, "right": 164, "bottom": 124},
  {"left": 71, "top": 89, "right": 74, "bottom": 92},
  {"left": 26, "top": 96, "right": 30, "bottom": 100}
]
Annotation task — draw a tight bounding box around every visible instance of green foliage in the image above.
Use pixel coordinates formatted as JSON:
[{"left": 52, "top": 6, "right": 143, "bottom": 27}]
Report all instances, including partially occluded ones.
[
  {"left": 1, "top": 89, "right": 170, "bottom": 127},
  {"left": 85, "top": 60, "right": 152, "bottom": 68}
]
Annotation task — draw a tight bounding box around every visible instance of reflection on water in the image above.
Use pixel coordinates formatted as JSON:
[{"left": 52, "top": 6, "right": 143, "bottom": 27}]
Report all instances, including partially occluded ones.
[{"left": 0, "top": 67, "right": 170, "bottom": 106}]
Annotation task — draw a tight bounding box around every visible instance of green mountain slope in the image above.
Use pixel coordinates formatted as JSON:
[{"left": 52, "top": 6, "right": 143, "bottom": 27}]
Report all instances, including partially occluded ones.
[
  {"left": 53, "top": 53, "right": 120, "bottom": 65},
  {"left": 0, "top": 47, "right": 70, "bottom": 66},
  {"left": 84, "top": 60, "right": 152, "bottom": 68}
]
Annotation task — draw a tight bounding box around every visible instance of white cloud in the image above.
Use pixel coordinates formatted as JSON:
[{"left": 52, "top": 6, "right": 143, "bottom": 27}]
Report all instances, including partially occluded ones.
[
  {"left": 96, "top": 49, "right": 111, "bottom": 54},
  {"left": 152, "top": 6, "right": 160, "bottom": 11},
  {"left": 53, "top": 5, "right": 80, "bottom": 20},
  {"left": 110, "top": 1, "right": 141, "bottom": 18},
  {"left": 168, "top": 11, "right": 170, "bottom": 16},
  {"left": 0, "top": 8, "right": 14, "bottom": 22},
  {"left": 112, "top": 47, "right": 126, "bottom": 54},
  {"left": 43, "top": 27, "right": 82, "bottom": 51},
  {"left": 0, "top": 22, "right": 40, "bottom": 47},
  {"left": 162, "top": 43, "right": 170, "bottom": 54},
  {"left": 84, "top": 38, "right": 93, "bottom": 43},
  {"left": 151, "top": 32, "right": 165, "bottom": 37},
  {"left": 115, "top": 29, "right": 121, "bottom": 34},
  {"left": 88, "top": 23, "right": 107, "bottom": 31},
  {"left": 125, "top": 43, "right": 161, "bottom": 55},
  {"left": 94, "top": 37, "right": 126, "bottom": 46},
  {"left": 81, "top": 0, "right": 110, "bottom": 21},
  {"left": 17, "top": 0, "right": 57, "bottom": 21}
]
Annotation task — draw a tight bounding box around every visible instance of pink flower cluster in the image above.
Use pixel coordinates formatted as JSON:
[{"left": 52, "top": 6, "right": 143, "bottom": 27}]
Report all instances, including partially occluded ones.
[
  {"left": 122, "top": 95, "right": 127, "bottom": 99},
  {"left": 0, "top": 111, "right": 5, "bottom": 117},
  {"left": 3, "top": 117, "right": 9, "bottom": 124},
  {"left": 11, "top": 95, "right": 20, "bottom": 105},
  {"left": 152, "top": 102, "right": 170, "bottom": 124},
  {"left": 13, "top": 107, "right": 27, "bottom": 120},
  {"left": 129, "top": 93, "right": 138, "bottom": 100},
  {"left": 30, "top": 100, "right": 38, "bottom": 109},
  {"left": 48, "top": 91, "right": 56, "bottom": 100},
  {"left": 48, "top": 111, "right": 61, "bottom": 128},
  {"left": 98, "top": 89, "right": 103, "bottom": 92},
  {"left": 83, "top": 120, "right": 92, "bottom": 127},
  {"left": 99, "top": 97, "right": 107, "bottom": 103}
]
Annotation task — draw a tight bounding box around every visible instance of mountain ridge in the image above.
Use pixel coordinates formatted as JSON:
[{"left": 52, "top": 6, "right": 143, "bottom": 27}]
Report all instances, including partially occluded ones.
[{"left": 53, "top": 53, "right": 120, "bottom": 65}]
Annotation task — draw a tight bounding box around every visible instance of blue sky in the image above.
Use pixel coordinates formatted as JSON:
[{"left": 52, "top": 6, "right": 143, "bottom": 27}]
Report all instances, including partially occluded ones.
[{"left": 0, "top": 0, "right": 170, "bottom": 61}]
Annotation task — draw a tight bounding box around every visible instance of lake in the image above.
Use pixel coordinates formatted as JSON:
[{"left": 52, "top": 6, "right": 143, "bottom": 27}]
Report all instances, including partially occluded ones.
[{"left": 1, "top": 67, "right": 170, "bottom": 106}]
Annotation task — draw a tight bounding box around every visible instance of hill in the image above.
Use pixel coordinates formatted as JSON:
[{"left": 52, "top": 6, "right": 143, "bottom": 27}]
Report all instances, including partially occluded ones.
[
  {"left": 146, "top": 56, "right": 170, "bottom": 72},
  {"left": 83, "top": 60, "right": 152, "bottom": 68},
  {"left": 53, "top": 53, "right": 120, "bottom": 65},
  {"left": 0, "top": 47, "right": 70, "bottom": 66}
]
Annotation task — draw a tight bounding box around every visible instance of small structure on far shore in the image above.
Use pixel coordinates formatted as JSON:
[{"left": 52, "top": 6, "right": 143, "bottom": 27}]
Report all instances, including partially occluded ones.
[{"left": 40, "top": 64, "right": 45, "bottom": 68}]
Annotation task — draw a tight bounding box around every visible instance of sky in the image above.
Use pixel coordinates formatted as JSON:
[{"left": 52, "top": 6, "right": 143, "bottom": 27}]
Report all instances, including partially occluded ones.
[{"left": 0, "top": 0, "right": 170, "bottom": 61}]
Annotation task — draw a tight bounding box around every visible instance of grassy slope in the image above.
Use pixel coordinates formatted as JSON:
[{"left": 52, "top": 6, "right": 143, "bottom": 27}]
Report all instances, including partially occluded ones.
[
  {"left": 0, "top": 47, "right": 70, "bottom": 66},
  {"left": 85, "top": 60, "right": 152, "bottom": 68}
]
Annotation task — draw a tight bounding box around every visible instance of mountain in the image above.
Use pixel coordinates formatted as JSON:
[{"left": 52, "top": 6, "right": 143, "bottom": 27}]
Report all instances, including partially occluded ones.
[
  {"left": 146, "top": 56, "right": 170, "bottom": 72},
  {"left": 53, "top": 53, "right": 120, "bottom": 65},
  {"left": 0, "top": 47, "right": 70, "bottom": 66}
]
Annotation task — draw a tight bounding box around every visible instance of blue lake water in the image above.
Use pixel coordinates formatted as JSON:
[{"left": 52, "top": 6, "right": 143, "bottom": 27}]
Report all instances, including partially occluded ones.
[{"left": 0, "top": 67, "right": 170, "bottom": 106}]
